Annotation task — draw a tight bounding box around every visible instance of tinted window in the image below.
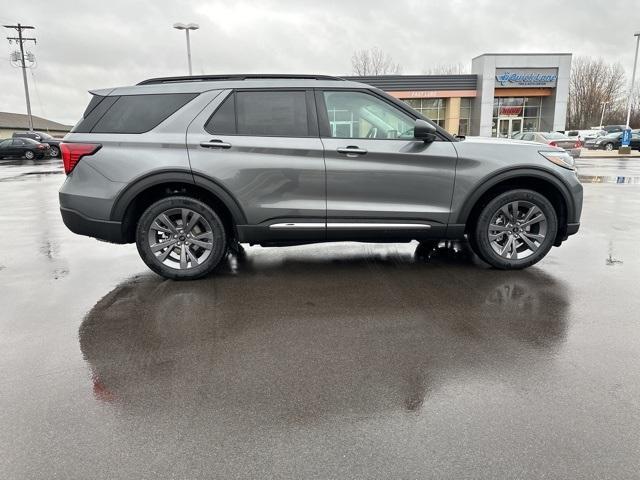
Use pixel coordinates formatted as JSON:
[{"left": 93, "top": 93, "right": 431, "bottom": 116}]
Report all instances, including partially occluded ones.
[
  {"left": 205, "top": 93, "right": 236, "bottom": 134},
  {"left": 235, "top": 91, "right": 308, "bottom": 136},
  {"left": 91, "top": 93, "right": 198, "bottom": 134},
  {"left": 72, "top": 96, "right": 119, "bottom": 133},
  {"left": 322, "top": 91, "right": 415, "bottom": 139},
  {"left": 0, "top": 139, "right": 11, "bottom": 147},
  {"left": 13, "top": 139, "right": 26, "bottom": 146}
]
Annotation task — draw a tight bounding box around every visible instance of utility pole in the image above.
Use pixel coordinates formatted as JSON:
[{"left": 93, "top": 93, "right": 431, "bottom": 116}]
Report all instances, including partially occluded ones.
[{"left": 4, "top": 23, "right": 36, "bottom": 131}]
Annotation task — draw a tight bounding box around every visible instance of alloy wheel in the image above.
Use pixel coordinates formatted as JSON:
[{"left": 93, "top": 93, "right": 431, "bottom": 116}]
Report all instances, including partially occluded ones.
[
  {"left": 147, "top": 207, "right": 214, "bottom": 270},
  {"left": 487, "top": 201, "right": 548, "bottom": 260},
  {"left": 24, "top": 150, "right": 34, "bottom": 160}
]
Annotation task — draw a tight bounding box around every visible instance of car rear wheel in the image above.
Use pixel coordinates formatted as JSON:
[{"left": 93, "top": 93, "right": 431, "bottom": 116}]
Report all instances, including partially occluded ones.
[
  {"left": 604, "top": 143, "right": 614, "bottom": 151},
  {"left": 24, "top": 150, "right": 35, "bottom": 160},
  {"left": 49, "top": 146, "right": 59, "bottom": 157},
  {"left": 136, "top": 196, "right": 227, "bottom": 280},
  {"left": 472, "top": 189, "right": 558, "bottom": 270}
]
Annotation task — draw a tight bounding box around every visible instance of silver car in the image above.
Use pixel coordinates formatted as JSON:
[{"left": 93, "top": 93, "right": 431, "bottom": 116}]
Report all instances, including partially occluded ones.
[
  {"left": 512, "top": 131, "right": 582, "bottom": 158},
  {"left": 59, "top": 75, "right": 582, "bottom": 279}
]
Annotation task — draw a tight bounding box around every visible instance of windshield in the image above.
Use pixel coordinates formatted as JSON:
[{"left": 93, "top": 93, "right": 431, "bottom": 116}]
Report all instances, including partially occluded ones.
[{"left": 541, "top": 132, "right": 569, "bottom": 140}]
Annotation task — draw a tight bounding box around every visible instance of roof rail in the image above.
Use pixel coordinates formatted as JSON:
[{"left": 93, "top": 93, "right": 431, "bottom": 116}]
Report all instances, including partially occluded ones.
[{"left": 137, "top": 74, "right": 345, "bottom": 85}]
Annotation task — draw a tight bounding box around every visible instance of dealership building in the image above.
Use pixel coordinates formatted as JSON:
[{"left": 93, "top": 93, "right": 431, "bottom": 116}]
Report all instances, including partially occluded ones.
[{"left": 349, "top": 53, "right": 571, "bottom": 138}]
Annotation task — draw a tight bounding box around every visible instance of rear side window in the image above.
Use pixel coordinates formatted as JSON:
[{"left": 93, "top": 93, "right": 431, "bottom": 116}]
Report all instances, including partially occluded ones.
[
  {"left": 205, "top": 90, "right": 309, "bottom": 137},
  {"left": 206, "top": 93, "right": 236, "bottom": 134},
  {"left": 73, "top": 93, "right": 197, "bottom": 134}
]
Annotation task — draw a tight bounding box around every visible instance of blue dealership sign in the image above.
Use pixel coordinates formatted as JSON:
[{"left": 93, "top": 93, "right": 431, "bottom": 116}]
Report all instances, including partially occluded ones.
[
  {"left": 495, "top": 68, "right": 558, "bottom": 88},
  {"left": 622, "top": 128, "right": 632, "bottom": 146}
]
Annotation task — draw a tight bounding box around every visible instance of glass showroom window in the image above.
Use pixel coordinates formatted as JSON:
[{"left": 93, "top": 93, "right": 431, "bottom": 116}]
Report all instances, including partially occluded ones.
[
  {"left": 458, "top": 97, "right": 472, "bottom": 136},
  {"left": 405, "top": 98, "right": 446, "bottom": 127},
  {"left": 492, "top": 97, "right": 542, "bottom": 136}
]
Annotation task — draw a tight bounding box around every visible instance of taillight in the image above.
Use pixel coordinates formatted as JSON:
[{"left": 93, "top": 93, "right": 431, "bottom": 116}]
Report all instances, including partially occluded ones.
[
  {"left": 60, "top": 143, "right": 101, "bottom": 175},
  {"left": 549, "top": 141, "right": 557, "bottom": 147},
  {"left": 37, "top": 144, "right": 46, "bottom": 149},
  {"left": 575, "top": 141, "right": 582, "bottom": 148}
]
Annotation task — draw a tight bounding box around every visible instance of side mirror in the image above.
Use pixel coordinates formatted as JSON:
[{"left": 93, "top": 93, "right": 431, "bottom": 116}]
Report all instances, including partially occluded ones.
[{"left": 414, "top": 119, "right": 437, "bottom": 143}]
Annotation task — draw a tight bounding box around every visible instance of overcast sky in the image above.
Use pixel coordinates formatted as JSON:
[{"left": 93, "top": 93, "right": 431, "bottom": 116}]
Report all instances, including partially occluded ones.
[{"left": 1, "top": 0, "right": 638, "bottom": 125}]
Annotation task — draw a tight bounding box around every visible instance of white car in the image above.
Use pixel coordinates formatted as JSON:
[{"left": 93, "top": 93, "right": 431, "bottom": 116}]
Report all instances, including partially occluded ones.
[{"left": 566, "top": 129, "right": 605, "bottom": 144}]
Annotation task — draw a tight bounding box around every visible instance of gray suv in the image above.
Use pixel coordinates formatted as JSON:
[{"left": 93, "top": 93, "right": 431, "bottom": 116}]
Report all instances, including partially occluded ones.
[{"left": 59, "top": 74, "right": 582, "bottom": 279}]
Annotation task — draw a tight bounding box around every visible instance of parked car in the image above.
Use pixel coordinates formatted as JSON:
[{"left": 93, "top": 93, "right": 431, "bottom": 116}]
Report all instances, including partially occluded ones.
[
  {"left": 566, "top": 129, "right": 605, "bottom": 143},
  {"left": 59, "top": 74, "right": 583, "bottom": 279},
  {"left": 602, "top": 125, "right": 626, "bottom": 133},
  {"left": 13, "top": 131, "right": 62, "bottom": 157},
  {"left": 584, "top": 131, "right": 640, "bottom": 151},
  {"left": 512, "top": 131, "right": 581, "bottom": 157},
  {"left": 0, "top": 137, "right": 50, "bottom": 159}
]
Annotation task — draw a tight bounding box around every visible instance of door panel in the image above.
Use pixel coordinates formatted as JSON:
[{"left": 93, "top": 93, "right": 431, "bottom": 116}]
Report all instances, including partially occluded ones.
[
  {"left": 318, "top": 89, "right": 458, "bottom": 238},
  {"left": 186, "top": 89, "right": 326, "bottom": 231},
  {"left": 322, "top": 138, "right": 457, "bottom": 225}
]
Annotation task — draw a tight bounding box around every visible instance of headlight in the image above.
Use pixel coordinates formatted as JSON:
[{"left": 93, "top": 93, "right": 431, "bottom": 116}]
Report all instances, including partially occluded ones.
[{"left": 539, "top": 150, "right": 575, "bottom": 170}]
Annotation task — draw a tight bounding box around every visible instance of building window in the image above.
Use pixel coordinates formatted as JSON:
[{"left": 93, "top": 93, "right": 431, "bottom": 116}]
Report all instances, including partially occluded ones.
[
  {"left": 458, "top": 97, "right": 472, "bottom": 136},
  {"left": 492, "top": 97, "right": 543, "bottom": 137},
  {"left": 404, "top": 98, "right": 446, "bottom": 127}
]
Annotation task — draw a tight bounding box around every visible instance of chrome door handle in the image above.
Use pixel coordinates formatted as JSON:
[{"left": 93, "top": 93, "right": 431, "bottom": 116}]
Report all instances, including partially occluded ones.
[
  {"left": 200, "top": 140, "right": 232, "bottom": 149},
  {"left": 337, "top": 146, "right": 367, "bottom": 156}
]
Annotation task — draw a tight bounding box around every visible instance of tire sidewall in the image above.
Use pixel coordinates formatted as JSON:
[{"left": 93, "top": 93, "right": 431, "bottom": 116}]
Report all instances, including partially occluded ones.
[
  {"left": 136, "top": 196, "right": 227, "bottom": 280},
  {"left": 474, "top": 189, "right": 558, "bottom": 269}
]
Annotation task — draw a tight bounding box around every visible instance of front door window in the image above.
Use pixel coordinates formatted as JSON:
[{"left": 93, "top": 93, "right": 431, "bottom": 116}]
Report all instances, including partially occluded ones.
[{"left": 322, "top": 91, "right": 415, "bottom": 139}]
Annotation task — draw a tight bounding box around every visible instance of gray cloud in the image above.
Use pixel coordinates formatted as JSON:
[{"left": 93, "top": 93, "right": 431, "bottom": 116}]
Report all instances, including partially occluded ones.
[{"left": 1, "top": 0, "right": 638, "bottom": 125}]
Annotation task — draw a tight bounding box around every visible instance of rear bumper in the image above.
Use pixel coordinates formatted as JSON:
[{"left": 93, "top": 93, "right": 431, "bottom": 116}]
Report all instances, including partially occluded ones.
[{"left": 60, "top": 207, "right": 126, "bottom": 244}]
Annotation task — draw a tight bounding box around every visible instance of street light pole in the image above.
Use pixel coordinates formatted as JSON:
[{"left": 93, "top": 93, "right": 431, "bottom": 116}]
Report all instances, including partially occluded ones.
[
  {"left": 173, "top": 23, "right": 199, "bottom": 76},
  {"left": 599, "top": 101, "right": 609, "bottom": 128},
  {"left": 625, "top": 32, "right": 640, "bottom": 129}
]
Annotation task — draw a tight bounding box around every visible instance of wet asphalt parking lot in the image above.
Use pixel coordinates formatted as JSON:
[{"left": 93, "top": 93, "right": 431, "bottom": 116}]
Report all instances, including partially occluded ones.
[{"left": 1, "top": 155, "right": 639, "bottom": 479}]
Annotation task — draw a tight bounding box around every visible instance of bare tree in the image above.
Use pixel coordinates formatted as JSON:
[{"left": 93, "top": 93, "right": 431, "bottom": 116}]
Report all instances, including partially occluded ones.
[
  {"left": 423, "top": 63, "right": 469, "bottom": 75},
  {"left": 567, "top": 57, "right": 626, "bottom": 129},
  {"left": 351, "top": 47, "right": 402, "bottom": 75}
]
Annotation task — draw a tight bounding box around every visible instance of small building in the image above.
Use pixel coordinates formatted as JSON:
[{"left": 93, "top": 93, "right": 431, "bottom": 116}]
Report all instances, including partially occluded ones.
[
  {"left": 0, "top": 111, "right": 72, "bottom": 139},
  {"left": 348, "top": 52, "right": 571, "bottom": 138}
]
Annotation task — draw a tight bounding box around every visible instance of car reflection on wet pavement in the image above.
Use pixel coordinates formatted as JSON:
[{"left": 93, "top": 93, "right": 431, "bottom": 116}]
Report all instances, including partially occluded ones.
[{"left": 1, "top": 157, "right": 640, "bottom": 479}]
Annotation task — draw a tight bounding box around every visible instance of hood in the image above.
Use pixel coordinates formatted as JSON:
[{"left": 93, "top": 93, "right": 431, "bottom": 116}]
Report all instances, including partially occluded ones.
[{"left": 459, "top": 136, "right": 539, "bottom": 147}]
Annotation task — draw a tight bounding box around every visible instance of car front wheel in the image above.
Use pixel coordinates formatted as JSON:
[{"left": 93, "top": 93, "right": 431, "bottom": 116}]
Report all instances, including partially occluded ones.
[
  {"left": 49, "top": 146, "right": 59, "bottom": 157},
  {"left": 604, "top": 143, "right": 614, "bottom": 151},
  {"left": 136, "top": 196, "right": 227, "bottom": 280},
  {"left": 472, "top": 189, "right": 558, "bottom": 270}
]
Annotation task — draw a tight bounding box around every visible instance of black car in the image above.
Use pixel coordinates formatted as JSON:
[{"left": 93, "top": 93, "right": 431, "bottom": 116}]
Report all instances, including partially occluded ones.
[
  {"left": 584, "top": 131, "right": 640, "bottom": 151},
  {"left": 0, "top": 137, "right": 50, "bottom": 159},
  {"left": 12, "top": 131, "right": 62, "bottom": 158},
  {"left": 602, "top": 125, "right": 626, "bottom": 134}
]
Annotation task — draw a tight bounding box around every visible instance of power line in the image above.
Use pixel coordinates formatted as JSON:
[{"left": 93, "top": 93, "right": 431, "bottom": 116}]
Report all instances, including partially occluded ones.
[{"left": 4, "top": 23, "right": 36, "bottom": 131}]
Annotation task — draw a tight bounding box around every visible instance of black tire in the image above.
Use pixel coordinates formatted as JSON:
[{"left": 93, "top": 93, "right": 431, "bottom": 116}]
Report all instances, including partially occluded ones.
[
  {"left": 49, "top": 146, "right": 59, "bottom": 158},
  {"left": 472, "top": 189, "right": 558, "bottom": 270},
  {"left": 24, "top": 150, "right": 35, "bottom": 160},
  {"left": 136, "top": 196, "right": 227, "bottom": 280}
]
